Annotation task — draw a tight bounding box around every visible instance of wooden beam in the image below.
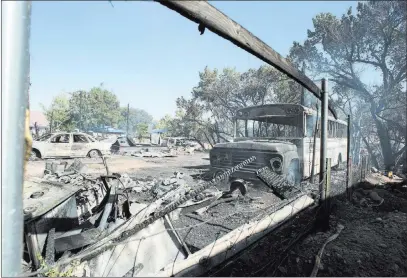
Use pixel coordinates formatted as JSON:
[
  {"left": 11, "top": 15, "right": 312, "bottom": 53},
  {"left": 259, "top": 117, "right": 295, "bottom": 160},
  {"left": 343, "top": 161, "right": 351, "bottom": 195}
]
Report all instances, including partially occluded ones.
[{"left": 156, "top": 0, "right": 338, "bottom": 119}]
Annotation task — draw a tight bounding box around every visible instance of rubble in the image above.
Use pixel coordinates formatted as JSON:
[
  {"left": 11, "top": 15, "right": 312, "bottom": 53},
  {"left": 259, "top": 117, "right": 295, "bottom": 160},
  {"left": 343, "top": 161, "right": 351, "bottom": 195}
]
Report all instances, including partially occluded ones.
[{"left": 23, "top": 154, "right": 314, "bottom": 277}]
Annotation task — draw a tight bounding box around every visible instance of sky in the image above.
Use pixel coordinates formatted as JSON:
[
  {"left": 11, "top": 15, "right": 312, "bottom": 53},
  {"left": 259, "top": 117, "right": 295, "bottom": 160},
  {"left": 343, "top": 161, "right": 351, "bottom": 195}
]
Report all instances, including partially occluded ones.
[{"left": 30, "top": 1, "right": 359, "bottom": 121}]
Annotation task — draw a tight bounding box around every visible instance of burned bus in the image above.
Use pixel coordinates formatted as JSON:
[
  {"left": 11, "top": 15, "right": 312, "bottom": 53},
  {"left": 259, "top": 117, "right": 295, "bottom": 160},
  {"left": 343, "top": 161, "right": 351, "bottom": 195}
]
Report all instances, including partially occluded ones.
[{"left": 209, "top": 104, "right": 348, "bottom": 185}]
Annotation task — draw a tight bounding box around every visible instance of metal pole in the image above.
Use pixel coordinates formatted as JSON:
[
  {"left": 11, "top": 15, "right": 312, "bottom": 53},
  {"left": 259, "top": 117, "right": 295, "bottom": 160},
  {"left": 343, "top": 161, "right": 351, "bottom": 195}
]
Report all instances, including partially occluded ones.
[
  {"left": 346, "top": 114, "right": 351, "bottom": 198},
  {"left": 325, "top": 158, "right": 332, "bottom": 200},
  {"left": 2, "top": 2, "right": 32, "bottom": 276},
  {"left": 310, "top": 103, "right": 319, "bottom": 183},
  {"left": 126, "top": 103, "right": 130, "bottom": 136},
  {"left": 79, "top": 91, "right": 83, "bottom": 131},
  {"left": 319, "top": 79, "right": 328, "bottom": 203}
]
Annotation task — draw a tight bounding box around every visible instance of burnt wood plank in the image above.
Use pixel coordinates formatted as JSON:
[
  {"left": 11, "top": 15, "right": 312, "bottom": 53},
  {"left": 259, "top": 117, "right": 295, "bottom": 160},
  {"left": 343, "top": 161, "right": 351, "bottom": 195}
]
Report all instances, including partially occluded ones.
[
  {"left": 45, "top": 228, "right": 56, "bottom": 265},
  {"left": 156, "top": 0, "right": 337, "bottom": 118},
  {"left": 54, "top": 228, "right": 101, "bottom": 253}
]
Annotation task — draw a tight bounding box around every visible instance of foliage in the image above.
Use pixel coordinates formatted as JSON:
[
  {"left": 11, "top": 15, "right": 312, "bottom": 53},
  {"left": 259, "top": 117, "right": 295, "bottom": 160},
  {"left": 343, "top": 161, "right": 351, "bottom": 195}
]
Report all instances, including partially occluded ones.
[
  {"left": 136, "top": 122, "right": 149, "bottom": 140},
  {"left": 288, "top": 0, "right": 406, "bottom": 169},
  {"left": 40, "top": 94, "right": 74, "bottom": 132},
  {"left": 69, "top": 86, "right": 121, "bottom": 131},
  {"left": 168, "top": 66, "right": 302, "bottom": 147},
  {"left": 36, "top": 253, "right": 76, "bottom": 277},
  {"left": 118, "top": 107, "right": 153, "bottom": 135},
  {"left": 154, "top": 114, "right": 174, "bottom": 136}
]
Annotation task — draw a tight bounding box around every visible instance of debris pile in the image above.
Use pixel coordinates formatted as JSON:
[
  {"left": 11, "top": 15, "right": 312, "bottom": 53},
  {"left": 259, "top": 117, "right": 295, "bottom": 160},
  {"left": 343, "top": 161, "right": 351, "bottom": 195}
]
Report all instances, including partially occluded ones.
[{"left": 131, "top": 148, "right": 177, "bottom": 158}]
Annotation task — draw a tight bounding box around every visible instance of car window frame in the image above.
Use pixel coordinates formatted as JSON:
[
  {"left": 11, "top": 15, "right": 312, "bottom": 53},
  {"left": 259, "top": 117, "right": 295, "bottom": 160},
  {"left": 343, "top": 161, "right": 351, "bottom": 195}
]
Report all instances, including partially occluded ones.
[
  {"left": 73, "top": 134, "right": 89, "bottom": 144},
  {"left": 50, "top": 133, "right": 71, "bottom": 144},
  {"left": 86, "top": 135, "right": 96, "bottom": 142}
]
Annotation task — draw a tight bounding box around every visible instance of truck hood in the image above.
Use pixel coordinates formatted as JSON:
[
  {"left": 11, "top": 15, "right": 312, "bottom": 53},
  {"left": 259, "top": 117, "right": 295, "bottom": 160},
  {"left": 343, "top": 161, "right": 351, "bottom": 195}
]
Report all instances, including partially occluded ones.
[{"left": 213, "top": 139, "right": 297, "bottom": 153}]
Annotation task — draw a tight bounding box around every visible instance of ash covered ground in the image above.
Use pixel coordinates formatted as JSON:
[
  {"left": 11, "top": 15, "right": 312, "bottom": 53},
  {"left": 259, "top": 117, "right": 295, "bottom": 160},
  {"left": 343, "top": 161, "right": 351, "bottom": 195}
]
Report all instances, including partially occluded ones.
[{"left": 25, "top": 153, "right": 407, "bottom": 277}]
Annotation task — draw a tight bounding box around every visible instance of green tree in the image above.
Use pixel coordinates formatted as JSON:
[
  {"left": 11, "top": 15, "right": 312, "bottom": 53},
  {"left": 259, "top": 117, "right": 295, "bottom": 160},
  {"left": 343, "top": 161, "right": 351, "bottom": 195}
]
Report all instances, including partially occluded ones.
[
  {"left": 69, "top": 85, "right": 121, "bottom": 131},
  {"left": 173, "top": 65, "right": 302, "bottom": 147},
  {"left": 288, "top": 1, "right": 406, "bottom": 170},
  {"left": 118, "top": 107, "right": 153, "bottom": 135},
  {"left": 136, "top": 123, "right": 149, "bottom": 141},
  {"left": 41, "top": 94, "right": 74, "bottom": 132}
]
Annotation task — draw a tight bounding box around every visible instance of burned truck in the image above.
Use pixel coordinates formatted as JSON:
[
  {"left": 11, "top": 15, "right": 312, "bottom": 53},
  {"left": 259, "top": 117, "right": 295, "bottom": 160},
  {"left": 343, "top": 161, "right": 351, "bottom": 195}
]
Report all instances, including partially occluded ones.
[{"left": 210, "top": 104, "right": 348, "bottom": 185}]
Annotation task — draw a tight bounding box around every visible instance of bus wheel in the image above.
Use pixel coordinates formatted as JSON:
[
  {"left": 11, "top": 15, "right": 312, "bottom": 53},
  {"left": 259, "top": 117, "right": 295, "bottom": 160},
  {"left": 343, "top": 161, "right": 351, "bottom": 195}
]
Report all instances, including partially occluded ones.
[{"left": 286, "top": 160, "right": 301, "bottom": 186}]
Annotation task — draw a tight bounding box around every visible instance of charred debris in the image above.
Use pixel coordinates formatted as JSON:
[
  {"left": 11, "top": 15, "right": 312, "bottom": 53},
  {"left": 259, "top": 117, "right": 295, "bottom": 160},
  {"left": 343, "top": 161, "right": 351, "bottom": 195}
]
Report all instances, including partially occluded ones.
[{"left": 21, "top": 156, "right": 316, "bottom": 277}]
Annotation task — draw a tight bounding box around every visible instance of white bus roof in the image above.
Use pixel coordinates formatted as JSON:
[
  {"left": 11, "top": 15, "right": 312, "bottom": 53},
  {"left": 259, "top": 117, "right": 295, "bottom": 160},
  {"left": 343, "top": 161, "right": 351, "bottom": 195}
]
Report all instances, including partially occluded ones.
[{"left": 236, "top": 104, "right": 347, "bottom": 125}]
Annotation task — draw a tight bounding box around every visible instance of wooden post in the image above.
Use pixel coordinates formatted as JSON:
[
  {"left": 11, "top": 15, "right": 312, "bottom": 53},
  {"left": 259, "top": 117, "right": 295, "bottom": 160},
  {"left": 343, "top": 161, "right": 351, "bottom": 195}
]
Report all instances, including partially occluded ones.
[
  {"left": 346, "top": 115, "right": 351, "bottom": 198},
  {"left": 319, "top": 79, "right": 328, "bottom": 203}
]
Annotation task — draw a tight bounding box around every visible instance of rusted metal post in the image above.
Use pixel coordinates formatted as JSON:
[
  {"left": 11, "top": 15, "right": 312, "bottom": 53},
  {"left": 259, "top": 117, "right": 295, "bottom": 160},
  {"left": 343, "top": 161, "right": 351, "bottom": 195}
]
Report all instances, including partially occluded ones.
[
  {"left": 346, "top": 114, "right": 351, "bottom": 198},
  {"left": 310, "top": 103, "right": 319, "bottom": 184},
  {"left": 319, "top": 79, "right": 328, "bottom": 203},
  {"left": 2, "top": 1, "right": 32, "bottom": 276}
]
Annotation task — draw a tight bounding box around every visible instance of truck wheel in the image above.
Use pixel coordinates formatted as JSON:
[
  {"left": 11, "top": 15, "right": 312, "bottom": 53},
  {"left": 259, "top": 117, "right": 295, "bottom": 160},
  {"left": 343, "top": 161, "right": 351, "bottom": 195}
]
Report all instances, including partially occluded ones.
[{"left": 286, "top": 160, "right": 301, "bottom": 186}]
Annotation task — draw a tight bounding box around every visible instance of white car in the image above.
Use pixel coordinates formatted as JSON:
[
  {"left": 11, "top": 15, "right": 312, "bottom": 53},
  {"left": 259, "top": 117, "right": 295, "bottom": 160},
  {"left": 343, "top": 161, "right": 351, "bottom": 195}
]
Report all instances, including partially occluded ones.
[{"left": 31, "top": 132, "right": 112, "bottom": 159}]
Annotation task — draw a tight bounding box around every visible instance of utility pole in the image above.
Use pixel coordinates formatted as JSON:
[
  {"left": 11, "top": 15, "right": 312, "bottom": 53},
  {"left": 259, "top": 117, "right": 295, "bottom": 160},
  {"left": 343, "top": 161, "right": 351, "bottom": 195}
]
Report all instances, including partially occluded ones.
[
  {"left": 300, "top": 61, "right": 306, "bottom": 106},
  {"left": 126, "top": 103, "right": 130, "bottom": 136},
  {"left": 319, "top": 78, "right": 328, "bottom": 203},
  {"left": 79, "top": 91, "right": 83, "bottom": 131}
]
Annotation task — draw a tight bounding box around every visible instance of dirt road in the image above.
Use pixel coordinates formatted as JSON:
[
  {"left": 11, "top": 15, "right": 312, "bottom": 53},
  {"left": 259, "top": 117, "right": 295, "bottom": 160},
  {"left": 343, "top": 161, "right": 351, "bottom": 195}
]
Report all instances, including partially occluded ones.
[{"left": 25, "top": 152, "right": 210, "bottom": 181}]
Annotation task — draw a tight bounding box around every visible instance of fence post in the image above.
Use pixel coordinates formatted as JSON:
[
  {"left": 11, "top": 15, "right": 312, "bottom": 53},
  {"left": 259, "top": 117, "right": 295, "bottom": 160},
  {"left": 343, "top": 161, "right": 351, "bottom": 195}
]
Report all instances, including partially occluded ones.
[
  {"left": 325, "top": 158, "right": 331, "bottom": 201},
  {"left": 347, "top": 156, "right": 353, "bottom": 200},
  {"left": 319, "top": 79, "right": 328, "bottom": 203},
  {"left": 316, "top": 157, "right": 331, "bottom": 231},
  {"left": 346, "top": 115, "right": 351, "bottom": 198}
]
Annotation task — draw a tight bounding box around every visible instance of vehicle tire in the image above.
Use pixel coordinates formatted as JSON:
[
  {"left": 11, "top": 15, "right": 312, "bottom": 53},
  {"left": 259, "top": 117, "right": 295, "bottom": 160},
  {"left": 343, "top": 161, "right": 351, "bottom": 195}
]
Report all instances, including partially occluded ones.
[
  {"left": 286, "top": 160, "right": 301, "bottom": 186},
  {"left": 30, "top": 149, "right": 41, "bottom": 161},
  {"left": 88, "top": 149, "right": 101, "bottom": 159}
]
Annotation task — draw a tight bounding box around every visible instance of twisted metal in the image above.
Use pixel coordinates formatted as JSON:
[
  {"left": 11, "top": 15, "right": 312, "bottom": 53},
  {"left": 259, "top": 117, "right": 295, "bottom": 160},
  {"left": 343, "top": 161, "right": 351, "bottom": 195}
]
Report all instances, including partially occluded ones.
[
  {"left": 58, "top": 156, "right": 258, "bottom": 264},
  {"left": 116, "top": 156, "right": 256, "bottom": 242}
]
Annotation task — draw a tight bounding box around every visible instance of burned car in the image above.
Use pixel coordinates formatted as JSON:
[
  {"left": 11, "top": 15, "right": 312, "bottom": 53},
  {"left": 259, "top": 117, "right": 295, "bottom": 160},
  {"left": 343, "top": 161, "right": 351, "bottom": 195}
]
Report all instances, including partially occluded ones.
[
  {"left": 31, "top": 132, "right": 112, "bottom": 159},
  {"left": 210, "top": 104, "right": 348, "bottom": 185}
]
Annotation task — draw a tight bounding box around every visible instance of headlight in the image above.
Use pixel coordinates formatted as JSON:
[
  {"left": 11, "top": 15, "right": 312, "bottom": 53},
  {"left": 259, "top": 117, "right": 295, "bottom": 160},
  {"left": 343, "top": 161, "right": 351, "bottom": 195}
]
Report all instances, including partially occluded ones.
[
  {"left": 237, "top": 111, "right": 243, "bottom": 116},
  {"left": 270, "top": 157, "right": 282, "bottom": 172}
]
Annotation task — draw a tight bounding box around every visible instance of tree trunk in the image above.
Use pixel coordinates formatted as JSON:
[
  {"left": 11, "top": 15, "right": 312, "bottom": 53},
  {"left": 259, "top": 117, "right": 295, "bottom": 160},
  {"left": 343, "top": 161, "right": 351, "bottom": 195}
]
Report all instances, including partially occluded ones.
[
  {"left": 371, "top": 109, "right": 395, "bottom": 171},
  {"left": 360, "top": 135, "right": 380, "bottom": 169},
  {"left": 193, "top": 136, "right": 206, "bottom": 150}
]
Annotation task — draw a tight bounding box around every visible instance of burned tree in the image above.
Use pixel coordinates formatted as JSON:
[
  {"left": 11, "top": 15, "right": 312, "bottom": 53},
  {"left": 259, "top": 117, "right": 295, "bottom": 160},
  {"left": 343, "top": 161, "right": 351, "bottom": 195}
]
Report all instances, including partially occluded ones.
[{"left": 289, "top": 1, "right": 407, "bottom": 171}]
